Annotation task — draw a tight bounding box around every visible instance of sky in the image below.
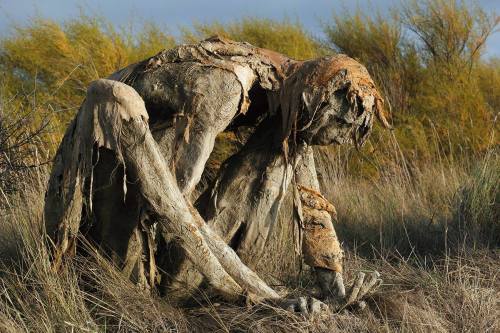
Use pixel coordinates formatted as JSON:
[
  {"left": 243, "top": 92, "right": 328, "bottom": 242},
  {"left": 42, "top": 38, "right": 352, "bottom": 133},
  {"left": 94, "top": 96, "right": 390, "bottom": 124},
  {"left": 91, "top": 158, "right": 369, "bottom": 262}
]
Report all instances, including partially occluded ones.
[{"left": 0, "top": 0, "right": 499, "bottom": 58}]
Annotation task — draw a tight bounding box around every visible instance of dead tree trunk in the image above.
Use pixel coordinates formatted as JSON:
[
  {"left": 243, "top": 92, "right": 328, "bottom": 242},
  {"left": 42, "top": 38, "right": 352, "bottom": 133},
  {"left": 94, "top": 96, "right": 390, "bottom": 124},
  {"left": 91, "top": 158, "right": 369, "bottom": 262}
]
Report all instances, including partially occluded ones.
[
  {"left": 45, "top": 37, "right": 388, "bottom": 307},
  {"left": 45, "top": 79, "right": 279, "bottom": 301},
  {"left": 160, "top": 116, "right": 296, "bottom": 300}
]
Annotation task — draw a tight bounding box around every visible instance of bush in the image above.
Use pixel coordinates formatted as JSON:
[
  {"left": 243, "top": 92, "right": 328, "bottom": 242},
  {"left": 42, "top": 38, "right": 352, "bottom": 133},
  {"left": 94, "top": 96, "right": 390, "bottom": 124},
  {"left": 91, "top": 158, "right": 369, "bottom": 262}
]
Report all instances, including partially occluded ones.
[
  {"left": 0, "top": 16, "right": 175, "bottom": 132},
  {"left": 182, "top": 17, "right": 322, "bottom": 60},
  {"left": 0, "top": 90, "right": 50, "bottom": 195},
  {"left": 323, "top": 0, "right": 499, "bottom": 169}
]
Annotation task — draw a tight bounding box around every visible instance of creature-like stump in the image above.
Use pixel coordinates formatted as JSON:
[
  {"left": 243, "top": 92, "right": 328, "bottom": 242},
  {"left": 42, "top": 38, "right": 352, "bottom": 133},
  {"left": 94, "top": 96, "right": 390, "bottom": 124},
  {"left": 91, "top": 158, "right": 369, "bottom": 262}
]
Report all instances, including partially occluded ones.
[
  {"left": 45, "top": 37, "right": 386, "bottom": 312},
  {"left": 45, "top": 79, "right": 279, "bottom": 301}
]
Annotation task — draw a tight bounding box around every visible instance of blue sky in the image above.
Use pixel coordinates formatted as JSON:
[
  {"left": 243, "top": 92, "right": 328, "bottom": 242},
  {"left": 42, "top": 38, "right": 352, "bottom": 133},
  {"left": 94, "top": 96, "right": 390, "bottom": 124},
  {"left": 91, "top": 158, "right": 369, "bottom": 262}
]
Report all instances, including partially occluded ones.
[{"left": 1, "top": 0, "right": 499, "bottom": 58}]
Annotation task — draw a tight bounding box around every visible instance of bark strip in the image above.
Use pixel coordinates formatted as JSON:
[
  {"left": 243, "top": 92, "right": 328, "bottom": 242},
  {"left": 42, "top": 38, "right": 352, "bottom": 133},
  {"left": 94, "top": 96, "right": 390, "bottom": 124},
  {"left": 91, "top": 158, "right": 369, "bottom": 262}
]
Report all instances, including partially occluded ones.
[{"left": 45, "top": 79, "right": 280, "bottom": 301}]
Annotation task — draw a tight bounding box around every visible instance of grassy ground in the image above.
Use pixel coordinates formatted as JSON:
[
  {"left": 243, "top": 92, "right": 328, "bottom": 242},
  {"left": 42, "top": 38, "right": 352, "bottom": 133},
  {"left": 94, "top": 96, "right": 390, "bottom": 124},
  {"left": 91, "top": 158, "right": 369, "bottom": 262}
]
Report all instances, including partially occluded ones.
[{"left": 0, "top": 146, "right": 498, "bottom": 332}]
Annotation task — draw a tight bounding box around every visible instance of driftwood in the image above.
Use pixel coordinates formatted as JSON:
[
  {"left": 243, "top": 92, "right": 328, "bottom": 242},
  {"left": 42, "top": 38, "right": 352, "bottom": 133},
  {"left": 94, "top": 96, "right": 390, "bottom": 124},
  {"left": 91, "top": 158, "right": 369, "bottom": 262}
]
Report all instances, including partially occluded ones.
[{"left": 44, "top": 37, "right": 385, "bottom": 311}]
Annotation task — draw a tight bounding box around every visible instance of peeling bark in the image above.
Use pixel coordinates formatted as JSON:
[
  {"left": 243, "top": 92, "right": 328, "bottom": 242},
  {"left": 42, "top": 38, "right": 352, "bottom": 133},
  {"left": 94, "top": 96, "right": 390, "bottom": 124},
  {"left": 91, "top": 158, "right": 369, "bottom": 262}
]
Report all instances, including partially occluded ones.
[
  {"left": 161, "top": 118, "right": 296, "bottom": 301},
  {"left": 294, "top": 147, "right": 343, "bottom": 273},
  {"left": 45, "top": 79, "right": 278, "bottom": 301},
  {"left": 45, "top": 37, "right": 385, "bottom": 306}
]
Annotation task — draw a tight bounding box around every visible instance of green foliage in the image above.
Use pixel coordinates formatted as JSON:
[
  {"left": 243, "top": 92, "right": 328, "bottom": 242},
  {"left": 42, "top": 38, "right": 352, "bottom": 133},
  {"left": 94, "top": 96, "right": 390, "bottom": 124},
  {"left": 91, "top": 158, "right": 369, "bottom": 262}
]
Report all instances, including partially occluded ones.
[
  {"left": 0, "top": 89, "right": 50, "bottom": 194},
  {"left": 402, "top": 0, "right": 498, "bottom": 66},
  {"left": 182, "top": 17, "right": 322, "bottom": 60},
  {"left": 478, "top": 58, "right": 500, "bottom": 115},
  {"left": 0, "top": 16, "right": 175, "bottom": 131},
  {"left": 324, "top": 0, "right": 499, "bottom": 169}
]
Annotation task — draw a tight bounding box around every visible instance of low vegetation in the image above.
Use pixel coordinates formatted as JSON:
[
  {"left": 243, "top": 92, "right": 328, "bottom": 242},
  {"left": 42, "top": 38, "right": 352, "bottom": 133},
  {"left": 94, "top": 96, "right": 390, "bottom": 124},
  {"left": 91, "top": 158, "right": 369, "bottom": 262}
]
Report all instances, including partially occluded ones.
[{"left": 0, "top": 146, "right": 497, "bottom": 332}]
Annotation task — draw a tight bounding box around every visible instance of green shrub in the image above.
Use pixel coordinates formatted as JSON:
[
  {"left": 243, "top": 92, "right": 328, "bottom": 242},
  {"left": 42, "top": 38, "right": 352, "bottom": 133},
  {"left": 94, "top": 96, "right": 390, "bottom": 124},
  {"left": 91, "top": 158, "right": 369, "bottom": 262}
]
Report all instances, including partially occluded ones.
[
  {"left": 323, "top": 0, "right": 498, "bottom": 175},
  {"left": 0, "top": 16, "right": 175, "bottom": 133},
  {"left": 182, "top": 17, "right": 322, "bottom": 60}
]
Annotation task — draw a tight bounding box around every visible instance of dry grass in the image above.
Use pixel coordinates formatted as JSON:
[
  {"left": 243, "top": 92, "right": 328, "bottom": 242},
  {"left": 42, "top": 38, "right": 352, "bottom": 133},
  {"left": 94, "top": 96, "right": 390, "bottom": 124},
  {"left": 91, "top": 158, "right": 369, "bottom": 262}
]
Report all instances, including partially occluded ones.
[{"left": 0, "top": 146, "right": 498, "bottom": 332}]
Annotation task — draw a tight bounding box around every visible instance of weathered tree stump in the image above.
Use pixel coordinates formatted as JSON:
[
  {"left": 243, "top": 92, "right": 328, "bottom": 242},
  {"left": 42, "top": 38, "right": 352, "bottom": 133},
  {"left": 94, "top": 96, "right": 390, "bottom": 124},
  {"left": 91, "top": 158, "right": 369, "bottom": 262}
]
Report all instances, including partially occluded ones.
[{"left": 45, "top": 36, "right": 386, "bottom": 310}]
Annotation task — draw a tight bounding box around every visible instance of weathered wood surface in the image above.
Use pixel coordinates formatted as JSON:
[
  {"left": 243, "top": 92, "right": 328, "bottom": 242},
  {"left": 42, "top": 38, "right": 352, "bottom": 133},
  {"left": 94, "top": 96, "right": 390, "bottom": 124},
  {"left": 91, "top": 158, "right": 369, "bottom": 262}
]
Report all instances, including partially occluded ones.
[
  {"left": 45, "top": 36, "right": 386, "bottom": 307},
  {"left": 46, "top": 79, "right": 279, "bottom": 301}
]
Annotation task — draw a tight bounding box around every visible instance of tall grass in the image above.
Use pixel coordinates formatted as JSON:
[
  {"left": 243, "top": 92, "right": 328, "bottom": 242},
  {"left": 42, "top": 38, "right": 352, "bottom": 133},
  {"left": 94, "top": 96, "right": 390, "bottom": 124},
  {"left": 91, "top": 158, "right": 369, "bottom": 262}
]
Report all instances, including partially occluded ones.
[
  {"left": 0, "top": 151, "right": 498, "bottom": 332},
  {"left": 0, "top": 173, "right": 187, "bottom": 332},
  {"left": 315, "top": 144, "right": 499, "bottom": 256},
  {"left": 454, "top": 150, "right": 500, "bottom": 247}
]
